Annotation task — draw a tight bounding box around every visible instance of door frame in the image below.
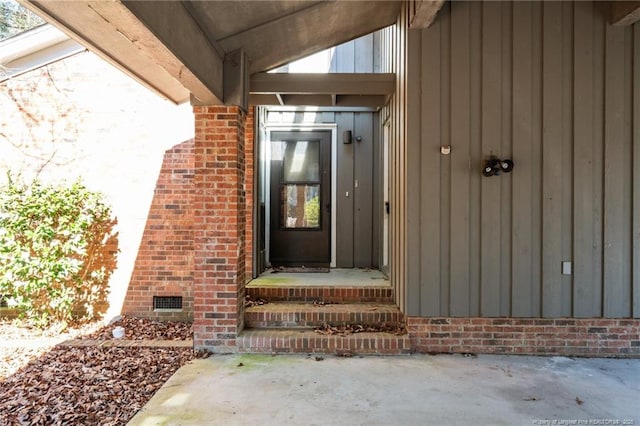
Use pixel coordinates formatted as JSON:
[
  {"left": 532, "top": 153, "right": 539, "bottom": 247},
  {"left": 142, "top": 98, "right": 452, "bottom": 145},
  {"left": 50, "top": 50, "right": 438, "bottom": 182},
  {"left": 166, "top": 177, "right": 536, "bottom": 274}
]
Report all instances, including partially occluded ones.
[
  {"left": 382, "top": 121, "right": 390, "bottom": 275},
  {"left": 264, "top": 124, "right": 338, "bottom": 268}
]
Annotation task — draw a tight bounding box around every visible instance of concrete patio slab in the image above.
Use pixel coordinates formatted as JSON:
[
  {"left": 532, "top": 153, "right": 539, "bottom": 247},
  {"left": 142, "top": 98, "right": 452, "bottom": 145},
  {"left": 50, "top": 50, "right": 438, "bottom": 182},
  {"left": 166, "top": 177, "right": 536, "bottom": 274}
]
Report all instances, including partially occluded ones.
[{"left": 128, "top": 354, "right": 639, "bottom": 426}]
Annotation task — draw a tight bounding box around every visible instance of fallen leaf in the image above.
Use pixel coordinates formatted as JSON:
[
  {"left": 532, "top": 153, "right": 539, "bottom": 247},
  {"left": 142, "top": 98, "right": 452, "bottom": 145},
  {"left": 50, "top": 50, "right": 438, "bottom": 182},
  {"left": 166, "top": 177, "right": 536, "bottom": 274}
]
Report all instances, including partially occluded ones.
[{"left": 0, "top": 318, "right": 195, "bottom": 425}]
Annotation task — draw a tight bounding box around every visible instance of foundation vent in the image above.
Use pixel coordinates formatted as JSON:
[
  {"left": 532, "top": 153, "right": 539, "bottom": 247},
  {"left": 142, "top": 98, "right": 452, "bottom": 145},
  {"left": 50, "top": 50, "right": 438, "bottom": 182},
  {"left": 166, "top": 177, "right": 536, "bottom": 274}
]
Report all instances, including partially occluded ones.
[{"left": 153, "top": 296, "right": 182, "bottom": 311}]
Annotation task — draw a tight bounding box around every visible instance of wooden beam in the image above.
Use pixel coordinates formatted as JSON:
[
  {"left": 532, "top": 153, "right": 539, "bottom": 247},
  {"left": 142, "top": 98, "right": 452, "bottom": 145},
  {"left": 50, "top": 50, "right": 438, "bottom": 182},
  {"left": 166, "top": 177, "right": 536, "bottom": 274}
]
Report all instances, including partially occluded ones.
[
  {"left": 409, "top": 0, "right": 446, "bottom": 29},
  {"left": 20, "top": 0, "right": 191, "bottom": 103},
  {"left": 610, "top": 1, "right": 640, "bottom": 26},
  {"left": 223, "top": 49, "right": 248, "bottom": 110},
  {"left": 250, "top": 73, "right": 395, "bottom": 96},
  {"left": 248, "top": 94, "right": 279, "bottom": 105},
  {"left": 121, "top": 0, "right": 223, "bottom": 104},
  {"left": 248, "top": 93, "right": 387, "bottom": 108}
]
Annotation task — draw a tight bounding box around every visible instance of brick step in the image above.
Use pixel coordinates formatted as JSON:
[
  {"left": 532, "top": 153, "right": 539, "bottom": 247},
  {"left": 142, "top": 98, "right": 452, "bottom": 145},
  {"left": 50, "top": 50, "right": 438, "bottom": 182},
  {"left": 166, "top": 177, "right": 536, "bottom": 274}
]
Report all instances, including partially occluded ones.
[
  {"left": 245, "top": 303, "right": 403, "bottom": 328},
  {"left": 237, "top": 329, "right": 411, "bottom": 355},
  {"left": 246, "top": 286, "right": 393, "bottom": 303}
]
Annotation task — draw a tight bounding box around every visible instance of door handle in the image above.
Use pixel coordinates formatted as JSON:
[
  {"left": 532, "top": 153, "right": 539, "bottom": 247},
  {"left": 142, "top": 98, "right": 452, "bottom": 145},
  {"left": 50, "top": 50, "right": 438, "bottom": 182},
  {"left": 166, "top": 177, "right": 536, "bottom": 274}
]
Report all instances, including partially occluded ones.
[{"left": 385, "top": 202, "right": 390, "bottom": 214}]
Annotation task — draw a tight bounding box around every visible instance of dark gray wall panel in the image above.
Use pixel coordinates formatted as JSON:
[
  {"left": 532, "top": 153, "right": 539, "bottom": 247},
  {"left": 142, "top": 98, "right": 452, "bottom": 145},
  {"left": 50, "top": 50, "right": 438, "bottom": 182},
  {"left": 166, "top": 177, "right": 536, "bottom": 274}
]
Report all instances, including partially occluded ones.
[
  {"left": 541, "top": 2, "right": 565, "bottom": 317},
  {"left": 603, "top": 24, "right": 632, "bottom": 317},
  {"left": 437, "top": 3, "right": 452, "bottom": 316},
  {"left": 449, "top": 1, "right": 472, "bottom": 316},
  {"left": 468, "top": 1, "right": 483, "bottom": 318},
  {"left": 372, "top": 112, "right": 381, "bottom": 268},
  {"left": 572, "top": 1, "right": 604, "bottom": 317},
  {"left": 406, "top": 0, "right": 639, "bottom": 319},
  {"left": 406, "top": 17, "right": 424, "bottom": 315},
  {"left": 336, "top": 112, "right": 355, "bottom": 267},
  {"left": 511, "top": 1, "right": 542, "bottom": 317},
  {"left": 479, "top": 1, "right": 503, "bottom": 316},
  {"left": 560, "top": 1, "right": 575, "bottom": 318},
  {"left": 499, "top": 1, "right": 514, "bottom": 317},
  {"left": 354, "top": 113, "right": 374, "bottom": 267}
]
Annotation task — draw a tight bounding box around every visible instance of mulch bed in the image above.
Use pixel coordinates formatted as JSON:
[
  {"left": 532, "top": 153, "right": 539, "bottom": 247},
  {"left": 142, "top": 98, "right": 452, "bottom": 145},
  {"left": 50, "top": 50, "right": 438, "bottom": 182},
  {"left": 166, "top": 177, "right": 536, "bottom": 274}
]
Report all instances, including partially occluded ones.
[{"left": 0, "top": 316, "right": 202, "bottom": 426}]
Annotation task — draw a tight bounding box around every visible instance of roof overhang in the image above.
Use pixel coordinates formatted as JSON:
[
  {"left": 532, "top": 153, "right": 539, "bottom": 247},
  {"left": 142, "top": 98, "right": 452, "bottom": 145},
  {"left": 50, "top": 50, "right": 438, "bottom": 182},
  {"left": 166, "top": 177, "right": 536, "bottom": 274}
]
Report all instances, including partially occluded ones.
[
  {"left": 19, "top": 1, "right": 402, "bottom": 106},
  {"left": 0, "top": 24, "right": 84, "bottom": 82}
]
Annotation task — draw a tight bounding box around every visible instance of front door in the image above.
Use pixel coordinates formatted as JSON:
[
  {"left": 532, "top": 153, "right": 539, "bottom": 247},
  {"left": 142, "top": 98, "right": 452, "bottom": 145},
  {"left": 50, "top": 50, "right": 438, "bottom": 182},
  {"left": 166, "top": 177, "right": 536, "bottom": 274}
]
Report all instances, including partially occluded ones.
[{"left": 269, "top": 131, "right": 331, "bottom": 267}]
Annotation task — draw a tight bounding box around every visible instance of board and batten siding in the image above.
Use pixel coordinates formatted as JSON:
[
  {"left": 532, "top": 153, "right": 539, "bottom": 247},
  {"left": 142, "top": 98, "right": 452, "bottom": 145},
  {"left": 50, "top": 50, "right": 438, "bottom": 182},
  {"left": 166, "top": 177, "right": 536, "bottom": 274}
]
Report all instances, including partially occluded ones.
[
  {"left": 329, "top": 30, "right": 388, "bottom": 268},
  {"left": 380, "top": 5, "right": 409, "bottom": 312},
  {"left": 406, "top": 1, "right": 640, "bottom": 318}
]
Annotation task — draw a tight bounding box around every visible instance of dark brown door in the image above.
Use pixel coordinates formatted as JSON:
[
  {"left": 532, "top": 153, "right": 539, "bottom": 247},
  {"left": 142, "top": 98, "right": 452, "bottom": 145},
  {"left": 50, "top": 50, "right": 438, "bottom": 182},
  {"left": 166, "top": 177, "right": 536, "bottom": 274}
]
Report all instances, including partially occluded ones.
[{"left": 269, "top": 131, "right": 331, "bottom": 267}]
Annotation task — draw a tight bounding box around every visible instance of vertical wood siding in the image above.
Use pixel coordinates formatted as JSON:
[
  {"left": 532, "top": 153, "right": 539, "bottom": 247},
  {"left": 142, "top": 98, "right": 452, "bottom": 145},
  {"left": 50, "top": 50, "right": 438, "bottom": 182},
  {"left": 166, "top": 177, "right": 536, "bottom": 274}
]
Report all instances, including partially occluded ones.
[
  {"left": 381, "top": 5, "right": 409, "bottom": 312},
  {"left": 406, "top": 1, "right": 639, "bottom": 318},
  {"left": 334, "top": 111, "right": 378, "bottom": 268}
]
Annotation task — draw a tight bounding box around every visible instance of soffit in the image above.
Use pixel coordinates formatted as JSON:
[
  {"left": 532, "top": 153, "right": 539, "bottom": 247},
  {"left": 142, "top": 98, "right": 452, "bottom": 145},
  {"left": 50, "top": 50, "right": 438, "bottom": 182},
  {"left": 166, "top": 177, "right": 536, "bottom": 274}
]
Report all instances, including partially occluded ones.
[{"left": 185, "top": 0, "right": 402, "bottom": 73}]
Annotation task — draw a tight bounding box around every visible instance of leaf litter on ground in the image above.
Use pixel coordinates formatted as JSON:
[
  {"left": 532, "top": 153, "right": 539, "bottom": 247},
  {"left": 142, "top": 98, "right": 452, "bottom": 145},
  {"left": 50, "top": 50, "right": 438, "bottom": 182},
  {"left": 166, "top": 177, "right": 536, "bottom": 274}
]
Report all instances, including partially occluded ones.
[
  {"left": 0, "top": 316, "right": 201, "bottom": 425},
  {"left": 314, "top": 322, "right": 406, "bottom": 336}
]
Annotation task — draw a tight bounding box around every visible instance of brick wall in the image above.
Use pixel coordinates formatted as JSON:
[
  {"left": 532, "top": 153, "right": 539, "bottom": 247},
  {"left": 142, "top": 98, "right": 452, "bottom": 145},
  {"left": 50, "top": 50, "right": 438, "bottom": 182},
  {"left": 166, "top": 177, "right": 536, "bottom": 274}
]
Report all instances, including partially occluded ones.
[
  {"left": 193, "top": 106, "right": 247, "bottom": 352},
  {"left": 122, "top": 140, "right": 195, "bottom": 321},
  {"left": 408, "top": 317, "right": 640, "bottom": 357}
]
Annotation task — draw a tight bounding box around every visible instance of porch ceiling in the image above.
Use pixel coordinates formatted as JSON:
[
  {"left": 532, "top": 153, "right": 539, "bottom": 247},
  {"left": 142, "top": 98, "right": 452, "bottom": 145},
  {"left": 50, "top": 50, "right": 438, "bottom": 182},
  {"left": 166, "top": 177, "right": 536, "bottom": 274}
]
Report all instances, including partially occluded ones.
[{"left": 19, "top": 0, "right": 402, "bottom": 105}]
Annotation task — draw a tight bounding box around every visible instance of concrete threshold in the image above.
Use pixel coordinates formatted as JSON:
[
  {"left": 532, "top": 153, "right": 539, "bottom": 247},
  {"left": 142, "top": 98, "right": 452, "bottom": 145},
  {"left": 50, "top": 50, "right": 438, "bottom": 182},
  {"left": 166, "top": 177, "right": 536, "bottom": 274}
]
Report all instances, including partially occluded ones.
[{"left": 249, "top": 268, "right": 390, "bottom": 288}]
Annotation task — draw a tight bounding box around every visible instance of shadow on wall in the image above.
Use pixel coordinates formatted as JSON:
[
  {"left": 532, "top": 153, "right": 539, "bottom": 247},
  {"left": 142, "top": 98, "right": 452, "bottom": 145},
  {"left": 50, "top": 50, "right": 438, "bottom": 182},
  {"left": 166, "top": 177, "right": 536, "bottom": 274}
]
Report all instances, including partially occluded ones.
[
  {"left": 121, "top": 139, "right": 195, "bottom": 321},
  {"left": 75, "top": 216, "right": 119, "bottom": 320}
]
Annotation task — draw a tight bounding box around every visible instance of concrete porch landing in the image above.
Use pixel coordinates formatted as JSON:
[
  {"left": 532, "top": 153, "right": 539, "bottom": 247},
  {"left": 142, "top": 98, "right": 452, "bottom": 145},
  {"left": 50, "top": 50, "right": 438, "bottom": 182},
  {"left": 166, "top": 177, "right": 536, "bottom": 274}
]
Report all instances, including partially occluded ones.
[
  {"left": 128, "top": 354, "right": 640, "bottom": 426},
  {"left": 248, "top": 268, "right": 390, "bottom": 287}
]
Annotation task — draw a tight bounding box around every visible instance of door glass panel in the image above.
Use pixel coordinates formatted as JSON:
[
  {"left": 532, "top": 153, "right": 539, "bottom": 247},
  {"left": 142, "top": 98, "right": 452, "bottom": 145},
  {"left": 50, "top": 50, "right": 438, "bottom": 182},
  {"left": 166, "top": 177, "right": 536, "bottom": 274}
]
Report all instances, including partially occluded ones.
[
  {"left": 281, "top": 184, "right": 320, "bottom": 228},
  {"left": 283, "top": 140, "right": 320, "bottom": 182}
]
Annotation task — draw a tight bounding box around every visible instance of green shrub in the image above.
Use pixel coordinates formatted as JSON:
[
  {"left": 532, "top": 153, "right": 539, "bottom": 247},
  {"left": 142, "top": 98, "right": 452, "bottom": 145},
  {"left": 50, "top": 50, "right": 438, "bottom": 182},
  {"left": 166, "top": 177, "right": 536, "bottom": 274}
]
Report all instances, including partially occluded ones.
[{"left": 0, "top": 174, "right": 118, "bottom": 327}]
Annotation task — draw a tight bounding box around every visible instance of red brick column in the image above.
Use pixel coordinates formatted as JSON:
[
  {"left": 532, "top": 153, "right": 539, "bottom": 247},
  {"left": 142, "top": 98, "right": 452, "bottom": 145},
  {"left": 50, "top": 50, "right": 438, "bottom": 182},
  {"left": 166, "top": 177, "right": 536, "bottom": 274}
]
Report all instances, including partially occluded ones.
[{"left": 193, "top": 105, "right": 246, "bottom": 352}]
